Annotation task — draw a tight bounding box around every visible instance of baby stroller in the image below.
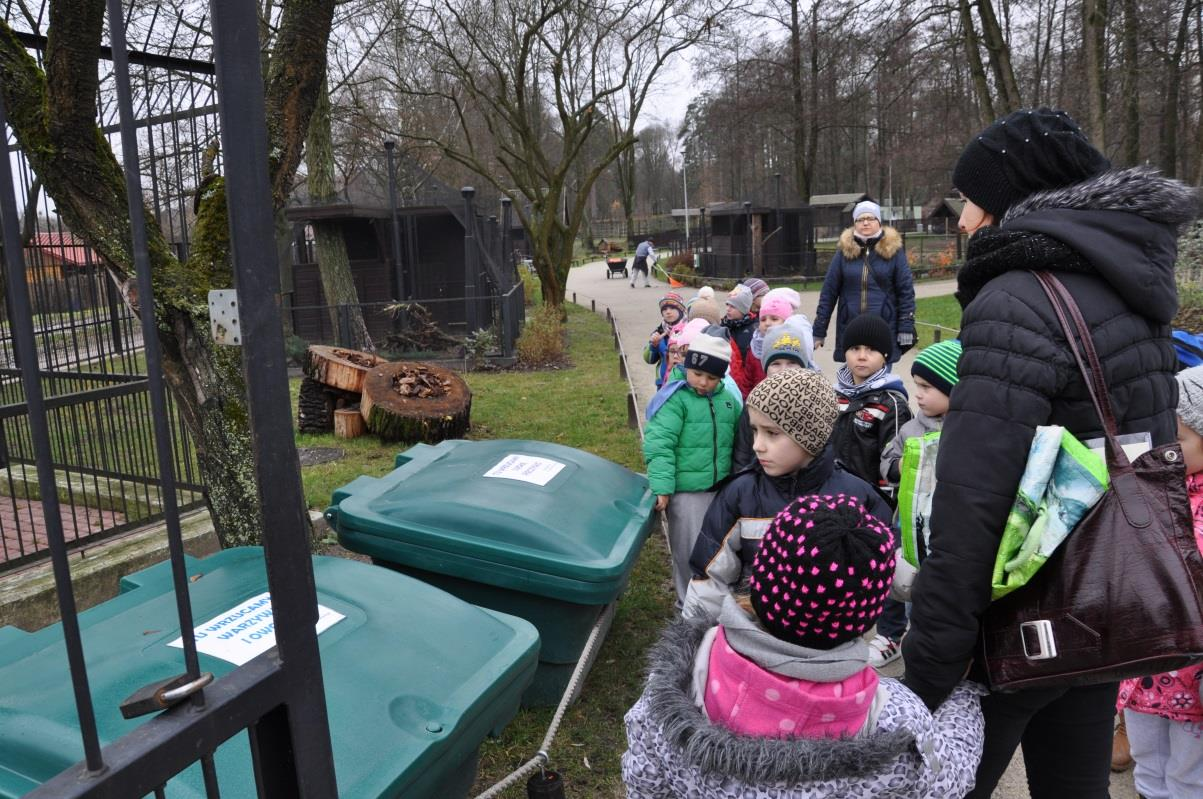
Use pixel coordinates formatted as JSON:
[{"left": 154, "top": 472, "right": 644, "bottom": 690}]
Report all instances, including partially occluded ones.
[{"left": 605, "top": 256, "right": 629, "bottom": 279}]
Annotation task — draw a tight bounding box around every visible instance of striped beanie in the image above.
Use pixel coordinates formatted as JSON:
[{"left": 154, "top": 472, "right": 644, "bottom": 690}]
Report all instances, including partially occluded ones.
[
  {"left": 741, "top": 277, "right": 771, "bottom": 299},
  {"left": 911, "top": 339, "right": 962, "bottom": 397},
  {"left": 658, "top": 291, "right": 686, "bottom": 321}
]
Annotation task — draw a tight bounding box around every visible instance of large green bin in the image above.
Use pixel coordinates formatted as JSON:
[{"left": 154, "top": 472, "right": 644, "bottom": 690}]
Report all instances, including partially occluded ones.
[
  {"left": 0, "top": 547, "right": 538, "bottom": 798},
  {"left": 327, "top": 439, "right": 656, "bottom": 706}
]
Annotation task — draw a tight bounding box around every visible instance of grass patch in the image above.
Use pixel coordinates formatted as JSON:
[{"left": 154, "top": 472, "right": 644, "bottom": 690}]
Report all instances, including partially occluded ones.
[
  {"left": 914, "top": 294, "right": 963, "bottom": 349},
  {"left": 295, "top": 304, "right": 672, "bottom": 797}
]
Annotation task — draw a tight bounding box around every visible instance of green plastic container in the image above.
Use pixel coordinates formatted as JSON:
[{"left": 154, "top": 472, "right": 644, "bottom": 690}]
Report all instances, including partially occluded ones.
[
  {"left": 0, "top": 547, "right": 538, "bottom": 799},
  {"left": 327, "top": 439, "right": 656, "bottom": 706}
]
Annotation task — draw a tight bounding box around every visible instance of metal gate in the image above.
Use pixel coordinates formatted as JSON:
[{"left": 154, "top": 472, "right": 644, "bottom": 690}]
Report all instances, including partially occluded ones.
[{"left": 0, "top": 1, "right": 337, "bottom": 795}]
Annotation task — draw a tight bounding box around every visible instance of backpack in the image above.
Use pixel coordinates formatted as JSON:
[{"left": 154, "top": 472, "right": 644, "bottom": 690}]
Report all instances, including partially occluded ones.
[{"left": 1173, "top": 329, "right": 1203, "bottom": 370}]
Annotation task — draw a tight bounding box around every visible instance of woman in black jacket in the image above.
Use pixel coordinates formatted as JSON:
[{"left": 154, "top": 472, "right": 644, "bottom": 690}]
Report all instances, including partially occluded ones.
[{"left": 902, "top": 108, "right": 1197, "bottom": 797}]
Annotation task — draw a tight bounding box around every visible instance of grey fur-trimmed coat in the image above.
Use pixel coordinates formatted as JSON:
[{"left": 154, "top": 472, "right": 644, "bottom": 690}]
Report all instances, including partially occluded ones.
[{"left": 622, "top": 618, "right": 986, "bottom": 798}]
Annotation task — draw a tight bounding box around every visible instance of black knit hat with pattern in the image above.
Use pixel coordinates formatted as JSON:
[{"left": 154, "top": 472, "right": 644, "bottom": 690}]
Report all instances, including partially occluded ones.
[
  {"left": 953, "top": 108, "right": 1111, "bottom": 219},
  {"left": 750, "top": 494, "right": 895, "bottom": 649}
]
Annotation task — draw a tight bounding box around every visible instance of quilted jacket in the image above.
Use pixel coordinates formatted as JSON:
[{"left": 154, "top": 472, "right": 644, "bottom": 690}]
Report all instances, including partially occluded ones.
[{"left": 902, "top": 167, "right": 1194, "bottom": 710}]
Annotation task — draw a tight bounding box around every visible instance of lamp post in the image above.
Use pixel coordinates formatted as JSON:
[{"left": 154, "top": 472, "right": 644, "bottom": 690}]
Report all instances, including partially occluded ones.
[
  {"left": 682, "top": 148, "right": 690, "bottom": 250},
  {"left": 462, "top": 187, "right": 478, "bottom": 333},
  {"left": 743, "top": 200, "right": 752, "bottom": 275},
  {"left": 384, "top": 141, "right": 404, "bottom": 300}
]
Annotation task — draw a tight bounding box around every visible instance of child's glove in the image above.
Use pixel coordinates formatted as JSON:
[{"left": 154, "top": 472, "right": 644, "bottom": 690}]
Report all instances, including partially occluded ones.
[
  {"left": 897, "top": 331, "right": 915, "bottom": 353},
  {"left": 891, "top": 549, "right": 916, "bottom": 602}
]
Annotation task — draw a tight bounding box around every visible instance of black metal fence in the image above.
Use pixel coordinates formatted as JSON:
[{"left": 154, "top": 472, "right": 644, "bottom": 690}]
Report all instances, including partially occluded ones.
[
  {"left": 0, "top": 249, "right": 204, "bottom": 573},
  {"left": 0, "top": 0, "right": 336, "bottom": 795},
  {"left": 290, "top": 282, "right": 525, "bottom": 359}
]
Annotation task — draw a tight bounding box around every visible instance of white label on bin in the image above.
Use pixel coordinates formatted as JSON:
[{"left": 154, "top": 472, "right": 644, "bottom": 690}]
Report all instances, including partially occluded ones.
[
  {"left": 168, "top": 592, "right": 344, "bottom": 666},
  {"left": 483, "top": 454, "right": 566, "bottom": 486}
]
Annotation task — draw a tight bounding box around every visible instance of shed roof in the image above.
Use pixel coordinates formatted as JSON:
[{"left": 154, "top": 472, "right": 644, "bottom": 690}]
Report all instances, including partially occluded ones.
[{"left": 808, "top": 192, "right": 871, "bottom": 209}]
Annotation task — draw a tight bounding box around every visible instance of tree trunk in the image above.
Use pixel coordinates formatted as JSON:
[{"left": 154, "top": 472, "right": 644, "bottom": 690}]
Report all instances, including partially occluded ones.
[
  {"left": 789, "top": 0, "right": 810, "bottom": 200},
  {"left": 614, "top": 139, "right": 636, "bottom": 247},
  {"left": 1120, "top": 0, "right": 1140, "bottom": 165},
  {"left": 306, "top": 76, "right": 374, "bottom": 351},
  {"left": 0, "top": 0, "right": 336, "bottom": 548},
  {"left": 960, "top": 0, "right": 996, "bottom": 125},
  {"left": 1082, "top": 0, "right": 1108, "bottom": 152},
  {"left": 1196, "top": 1, "right": 1203, "bottom": 185},
  {"left": 303, "top": 344, "right": 384, "bottom": 393},
  {"left": 1158, "top": 0, "right": 1195, "bottom": 177},
  {"left": 977, "top": 0, "right": 1022, "bottom": 112}
]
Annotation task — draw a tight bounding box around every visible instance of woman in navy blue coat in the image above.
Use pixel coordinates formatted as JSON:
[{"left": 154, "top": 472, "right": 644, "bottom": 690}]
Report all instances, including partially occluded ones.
[{"left": 813, "top": 201, "right": 916, "bottom": 363}]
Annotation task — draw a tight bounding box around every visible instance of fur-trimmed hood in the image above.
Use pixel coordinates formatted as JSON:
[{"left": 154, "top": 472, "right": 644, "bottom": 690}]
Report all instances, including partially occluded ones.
[
  {"left": 639, "top": 616, "right": 914, "bottom": 784},
  {"left": 958, "top": 167, "right": 1198, "bottom": 321},
  {"left": 839, "top": 225, "right": 903, "bottom": 260},
  {"left": 1002, "top": 166, "right": 1198, "bottom": 234}
]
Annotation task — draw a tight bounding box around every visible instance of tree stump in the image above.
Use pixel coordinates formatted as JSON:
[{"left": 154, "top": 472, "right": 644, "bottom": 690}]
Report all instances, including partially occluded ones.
[
  {"left": 303, "top": 344, "right": 386, "bottom": 394},
  {"left": 333, "top": 407, "right": 366, "bottom": 439},
  {"left": 297, "top": 377, "right": 360, "bottom": 434},
  {"left": 360, "top": 362, "right": 472, "bottom": 443}
]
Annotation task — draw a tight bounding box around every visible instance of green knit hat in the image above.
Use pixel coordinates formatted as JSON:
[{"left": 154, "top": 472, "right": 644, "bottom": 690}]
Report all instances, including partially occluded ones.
[{"left": 911, "top": 339, "right": 963, "bottom": 397}]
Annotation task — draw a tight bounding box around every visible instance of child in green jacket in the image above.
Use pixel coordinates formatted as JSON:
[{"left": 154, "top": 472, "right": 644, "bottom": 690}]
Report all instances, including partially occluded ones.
[{"left": 644, "top": 332, "right": 740, "bottom": 606}]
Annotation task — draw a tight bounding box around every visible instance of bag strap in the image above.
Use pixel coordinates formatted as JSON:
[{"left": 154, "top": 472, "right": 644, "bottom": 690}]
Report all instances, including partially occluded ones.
[
  {"left": 1033, "top": 272, "right": 1119, "bottom": 442},
  {"left": 1033, "top": 271, "right": 1152, "bottom": 528}
]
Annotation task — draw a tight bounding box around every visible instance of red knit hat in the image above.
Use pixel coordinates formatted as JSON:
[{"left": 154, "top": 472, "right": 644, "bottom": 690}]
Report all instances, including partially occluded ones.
[{"left": 750, "top": 494, "right": 895, "bottom": 650}]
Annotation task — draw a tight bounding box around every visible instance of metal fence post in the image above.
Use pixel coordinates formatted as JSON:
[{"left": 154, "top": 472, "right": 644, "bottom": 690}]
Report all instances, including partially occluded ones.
[
  {"left": 385, "top": 141, "right": 404, "bottom": 300},
  {"left": 462, "top": 187, "right": 478, "bottom": 333},
  {"left": 209, "top": 2, "right": 338, "bottom": 794}
]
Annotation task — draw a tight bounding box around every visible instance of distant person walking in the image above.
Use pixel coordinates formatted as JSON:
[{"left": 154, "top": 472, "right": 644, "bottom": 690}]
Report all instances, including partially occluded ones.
[
  {"left": 813, "top": 201, "right": 916, "bottom": 364},
  {"left": 631, "top": 237, "right": 655, "bottom": 288}
]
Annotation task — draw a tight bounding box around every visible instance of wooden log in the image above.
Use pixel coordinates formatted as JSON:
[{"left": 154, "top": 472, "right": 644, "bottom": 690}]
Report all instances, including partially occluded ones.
[
  {"left": 333, "top": 407, "right": 367, "bottom": 439},
  {"left": 360, "top": 362, "right": 472, "bottom": 443},
  {"left": 303, "top": 344, "right": 386, "bottom": 394}
]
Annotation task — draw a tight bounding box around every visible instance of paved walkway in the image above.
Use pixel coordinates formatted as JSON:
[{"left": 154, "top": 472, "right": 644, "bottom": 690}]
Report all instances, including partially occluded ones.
[{"left": 566, "top": 260, "right": 1138, "bottom": 798}]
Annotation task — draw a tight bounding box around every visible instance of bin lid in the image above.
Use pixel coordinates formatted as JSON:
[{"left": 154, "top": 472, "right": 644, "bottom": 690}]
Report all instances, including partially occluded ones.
[
  {"left": 330, "top": 439, "right": 655, "bottom": 603},
  {"left": 0, "top": 547, "right": 538, "bottom": 799}
]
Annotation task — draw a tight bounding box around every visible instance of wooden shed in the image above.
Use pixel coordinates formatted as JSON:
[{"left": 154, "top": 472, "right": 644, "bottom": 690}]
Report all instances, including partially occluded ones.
[
  {"left": 924, "top": 197, "right": 965, "bottom": 234},
  {"left": 808, "top": 192, "right": 873, "bottom": 237},
  {"left": 697, "top": 203, "right": 816, "bottom": 279}
]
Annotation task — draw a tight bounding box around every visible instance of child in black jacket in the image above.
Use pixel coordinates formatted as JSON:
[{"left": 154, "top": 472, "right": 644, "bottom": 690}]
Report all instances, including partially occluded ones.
[{"left": 829, "top": 313, "right": 912, "bottom": 669}]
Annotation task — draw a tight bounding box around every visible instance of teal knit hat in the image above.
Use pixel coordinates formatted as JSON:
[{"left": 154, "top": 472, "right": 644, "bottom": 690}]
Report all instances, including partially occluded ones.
[{"left": 911, "top": 339, "right": 962, "bottom": 396}]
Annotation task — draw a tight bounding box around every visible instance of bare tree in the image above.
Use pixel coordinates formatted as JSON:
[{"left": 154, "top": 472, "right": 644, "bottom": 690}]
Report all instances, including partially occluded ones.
[
  {"left": 387, "top": 0, "right": 740, "bottom": 307},
  {"left": 1082, "top": 0, "right": 1109, "bottom": 151},
  {"left": 0, "top": 0, "right": 336, "bottom": 547},
  {"left": 305, "top": 75, "right": 375, "bottom": 352}
]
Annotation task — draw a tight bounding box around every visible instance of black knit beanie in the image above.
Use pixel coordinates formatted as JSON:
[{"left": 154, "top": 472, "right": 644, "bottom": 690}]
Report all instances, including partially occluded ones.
[
  {"left": 842, "top": 313, "right": 892, "bottom": 358},
  {"left": 953, "top": 108, "right": 1111, "bottom": 218}
]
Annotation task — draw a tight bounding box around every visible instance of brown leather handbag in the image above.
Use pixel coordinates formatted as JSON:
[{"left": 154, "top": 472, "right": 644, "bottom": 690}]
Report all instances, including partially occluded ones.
[{"left": 980, "top": 270, "right": 1203, "bottom": 692}]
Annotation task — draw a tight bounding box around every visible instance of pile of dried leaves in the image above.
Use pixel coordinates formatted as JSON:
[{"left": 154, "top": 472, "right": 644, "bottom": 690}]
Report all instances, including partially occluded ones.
[
  {"left": 332, "top": 349, "right": 381, "bottom": 368},
  {"left": 390, "top": 365, "right": 451, "bottom": 399}
]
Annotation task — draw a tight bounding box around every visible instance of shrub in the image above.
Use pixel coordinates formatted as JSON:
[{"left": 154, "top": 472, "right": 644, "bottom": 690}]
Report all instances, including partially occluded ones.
[
  {"left": 463, "top": 327, "right": 499, "bottom": 370},
  {"left": 284, "top": 334, "right": 309, "bottom": 367},
  {"left": 516, "top": 303, "right": 566, "bottom": 366}
]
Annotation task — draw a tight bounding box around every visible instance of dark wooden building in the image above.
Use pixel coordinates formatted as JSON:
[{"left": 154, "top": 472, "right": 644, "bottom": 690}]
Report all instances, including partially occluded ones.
[
  {"left": 285, "top": 199, "right": 516, "bottom": 346},
  {"left": 697, "top": 202, "right": 816, "bottom": 279},
  {"left": 924, "top": 197, "right": 965, "bottom": 234},
  {"left": 809, "top": 192, "right": 873, "bottom": 236}
]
